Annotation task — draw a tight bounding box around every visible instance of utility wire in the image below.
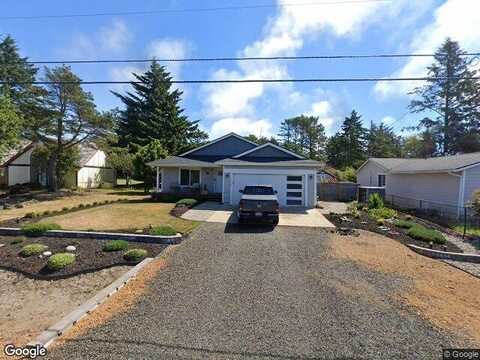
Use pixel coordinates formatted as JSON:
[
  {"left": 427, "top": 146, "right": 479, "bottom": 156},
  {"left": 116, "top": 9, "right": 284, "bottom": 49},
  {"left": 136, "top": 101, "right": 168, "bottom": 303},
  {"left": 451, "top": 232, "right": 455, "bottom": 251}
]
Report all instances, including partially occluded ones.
[
  {"left": 23, "top": 52, "right": 480, "bottom": 65},
  {"left": 0, "top": 0, "right": 390, "bottom": 20},
  {"left": 1, "top": 76, "right": 479, "bottom": 85}
]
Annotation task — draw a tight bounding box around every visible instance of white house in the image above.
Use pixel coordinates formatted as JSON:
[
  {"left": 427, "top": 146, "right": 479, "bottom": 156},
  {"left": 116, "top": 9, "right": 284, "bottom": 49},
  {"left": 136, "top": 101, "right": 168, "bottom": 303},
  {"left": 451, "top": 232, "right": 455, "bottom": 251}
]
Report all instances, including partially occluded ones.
[
  {"left": 357, "top": 153, "right": 480, "bottom": 217},
  {"left": 0, "top": 142, "right": 115, "bottom": 189},
  {"left": 147, "top": 133, "right": 324, "bottom": 208}
]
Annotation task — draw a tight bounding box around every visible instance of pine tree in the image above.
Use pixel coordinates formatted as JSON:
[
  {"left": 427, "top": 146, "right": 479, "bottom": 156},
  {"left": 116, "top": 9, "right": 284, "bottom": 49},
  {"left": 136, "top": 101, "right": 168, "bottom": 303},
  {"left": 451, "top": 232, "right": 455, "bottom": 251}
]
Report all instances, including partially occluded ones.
[
  {"left": 0, "top": 94, "right": 23, "bottom": 158},
  {"left": 367, "top": 122, "right": 402, "bottom": 158},
  {"left": 114, "top": 61, "right": 208, "bottom": 154},
  {"left": 409, "top": 38, "right": 480, "bottom": 155}
]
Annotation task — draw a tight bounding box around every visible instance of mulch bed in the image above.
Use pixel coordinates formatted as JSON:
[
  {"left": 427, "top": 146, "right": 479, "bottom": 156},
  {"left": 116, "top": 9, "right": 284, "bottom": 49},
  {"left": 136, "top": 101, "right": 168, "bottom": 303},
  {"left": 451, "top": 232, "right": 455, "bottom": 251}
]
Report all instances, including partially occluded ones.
[
  {"left": 325, "top": 212, "right": 463, "bottom": 253},
  {"left": 0, "top": 235, "right": 167, "bottom": 280}
]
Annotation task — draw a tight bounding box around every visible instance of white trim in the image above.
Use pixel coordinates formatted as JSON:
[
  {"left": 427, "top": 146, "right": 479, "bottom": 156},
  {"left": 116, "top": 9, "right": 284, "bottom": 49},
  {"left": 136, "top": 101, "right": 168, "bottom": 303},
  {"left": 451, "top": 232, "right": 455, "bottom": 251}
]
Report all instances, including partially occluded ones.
[
  {"left": 178, "top": 168, "right": 202, "bottom": 187},
  {"left": 221, "top": 168, "right": 225, "bottom": 203},
  {"left": 455, "top": 162, "right": 480, "bottom": 171},
  {"left": 304, "top": 175, "right": 308, "bottom": 207},
  {"left": 232, "top": 142, "right": 305, "bottom": 160},
  {"left": 457, "top": 170, "right": 466, "bottom": 217},
  {"left": 314, "top": 172, "right": 318, "bottom": 203},
  {"left": 224, "top": 167, "right": 316, "bottom": 175},
  {"left": 156, "top": 167, "right": 159, "bottom": 192},
  {"left": 179, "top": 132, "right": 258, "bottom": 156}
]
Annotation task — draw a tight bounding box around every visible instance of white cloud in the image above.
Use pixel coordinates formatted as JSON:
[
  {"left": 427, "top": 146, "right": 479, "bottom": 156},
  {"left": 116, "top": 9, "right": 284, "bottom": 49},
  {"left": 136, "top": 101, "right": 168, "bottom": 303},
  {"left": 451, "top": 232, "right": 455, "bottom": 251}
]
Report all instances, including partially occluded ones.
[
  {"left": 210, "top": 117, "right": 273, "bottom": 139},
  {"left": 381, "top": 116, "right": 396, "bottom": 125},
  {"left": 147, "top": 38, "right": 190, "bottom": 79},
  {"left": 374, "top": 0, "right": 480, "bottom": 98},
  {"left": 99, "top": 19, "right": 132, "bottom": 53}
]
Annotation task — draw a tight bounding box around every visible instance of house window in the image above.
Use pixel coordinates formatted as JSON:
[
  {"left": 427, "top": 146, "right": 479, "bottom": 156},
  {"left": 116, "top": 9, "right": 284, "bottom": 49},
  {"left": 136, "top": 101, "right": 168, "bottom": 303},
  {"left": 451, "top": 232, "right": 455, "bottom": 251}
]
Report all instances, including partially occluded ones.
[
  {"left": 180, "top": 169, "right": 200, "bottom": 186},
  {"left": 378, "top": 174, "right": 386, "bottom": 187}
]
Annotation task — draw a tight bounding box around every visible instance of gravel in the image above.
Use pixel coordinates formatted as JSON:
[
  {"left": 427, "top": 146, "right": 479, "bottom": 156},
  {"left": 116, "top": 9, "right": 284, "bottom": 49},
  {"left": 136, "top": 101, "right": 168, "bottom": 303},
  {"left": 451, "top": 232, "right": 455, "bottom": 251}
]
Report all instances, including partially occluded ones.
[{"left": 46, "top": 223, "right": 470, "bottom": 360}]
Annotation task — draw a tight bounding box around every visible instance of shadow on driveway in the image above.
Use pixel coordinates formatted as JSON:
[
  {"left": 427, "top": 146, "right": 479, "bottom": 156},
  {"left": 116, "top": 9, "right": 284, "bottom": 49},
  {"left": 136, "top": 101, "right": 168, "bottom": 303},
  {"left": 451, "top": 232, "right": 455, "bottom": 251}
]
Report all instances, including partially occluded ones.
[{"left": 224, "top": 222, "right": 276, "bottom": 234}]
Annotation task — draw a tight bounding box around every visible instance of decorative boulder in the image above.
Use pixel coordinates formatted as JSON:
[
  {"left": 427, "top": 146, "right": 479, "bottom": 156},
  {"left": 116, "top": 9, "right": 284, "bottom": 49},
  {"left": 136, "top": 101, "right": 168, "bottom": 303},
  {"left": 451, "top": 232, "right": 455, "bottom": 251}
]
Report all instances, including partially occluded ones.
[
  {"left": 65, "top": 245, "right": 76, "bottom": 252},
  {"left": 42, "top": 251, "right": 52, "bottom": 257}
]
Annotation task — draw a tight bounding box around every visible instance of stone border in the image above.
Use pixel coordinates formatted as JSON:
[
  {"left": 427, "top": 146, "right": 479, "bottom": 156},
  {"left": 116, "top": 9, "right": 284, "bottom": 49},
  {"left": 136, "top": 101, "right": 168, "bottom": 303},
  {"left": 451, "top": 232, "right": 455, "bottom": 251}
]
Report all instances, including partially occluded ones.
[
  {"left": 0, "top": 227, "right": 182, "bottom": 244},
  {"left": 406, "top": 244, "right": 480, "bottom": 263},
  {"left": 27, "top": 257, "right": 154, "bottom": 349}
]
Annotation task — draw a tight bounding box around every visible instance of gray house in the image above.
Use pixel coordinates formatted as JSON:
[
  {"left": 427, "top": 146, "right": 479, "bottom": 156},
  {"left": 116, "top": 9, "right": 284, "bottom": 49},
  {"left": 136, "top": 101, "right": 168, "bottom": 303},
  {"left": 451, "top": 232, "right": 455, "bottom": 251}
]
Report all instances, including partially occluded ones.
[
  {"left": 148, "top": 133, "right": 324, "bottom": 208},
  {"left": 357, "top": 153, "right": 480, "bottom": 216}
]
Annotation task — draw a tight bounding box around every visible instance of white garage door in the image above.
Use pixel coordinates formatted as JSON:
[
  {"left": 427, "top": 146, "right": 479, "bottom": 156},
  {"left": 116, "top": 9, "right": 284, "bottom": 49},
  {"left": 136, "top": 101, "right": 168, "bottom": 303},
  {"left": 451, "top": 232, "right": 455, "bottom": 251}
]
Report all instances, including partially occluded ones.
[{"left": 231, "top": 173, "right": 304, "bottom": 206}]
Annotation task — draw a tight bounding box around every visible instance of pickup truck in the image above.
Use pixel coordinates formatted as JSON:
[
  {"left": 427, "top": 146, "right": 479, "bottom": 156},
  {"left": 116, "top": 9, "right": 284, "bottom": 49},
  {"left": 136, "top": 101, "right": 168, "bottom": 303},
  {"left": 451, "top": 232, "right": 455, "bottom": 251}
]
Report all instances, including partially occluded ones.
[{"left": 237, "top": 185, "right": 280, "bottom": 224}]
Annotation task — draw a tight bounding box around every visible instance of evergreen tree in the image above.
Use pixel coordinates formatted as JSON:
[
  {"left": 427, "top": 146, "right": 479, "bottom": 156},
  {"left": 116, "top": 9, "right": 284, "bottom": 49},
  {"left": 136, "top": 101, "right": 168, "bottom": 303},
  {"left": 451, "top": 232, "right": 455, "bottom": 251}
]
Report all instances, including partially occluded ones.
[
  {"left": 244, "top": 134, "right": 279, "bottom": 145},
  {"left": 409, "top": 38, "right": 480, "bottom": 155},
  {"left": 403, "top": 131, "right": 437, "bottom": 158},
  {"left": 114, "top": 61, "right": 208, "bottom": 154},
  {"left": 367, "top": 122, "right": 402, "bottom": 158},
  {"left": 0, "top": 94, "right": 23, "bottom": 158},
  {"left": 133, "top": 140, "right": 168, "bottom": 193}
]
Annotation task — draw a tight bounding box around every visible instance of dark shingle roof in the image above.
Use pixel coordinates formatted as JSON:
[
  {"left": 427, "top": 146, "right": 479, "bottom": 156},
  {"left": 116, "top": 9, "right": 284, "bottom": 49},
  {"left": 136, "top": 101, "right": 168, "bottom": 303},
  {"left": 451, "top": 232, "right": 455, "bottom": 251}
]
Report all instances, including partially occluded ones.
[
  {"left": 147, "top": 156, "right": 219, "bottom": 168},
  {"left": 368, "top": 158, "right": 408, "bottom": 170},
  {"left": 390, "top": 152, "right": 480, "bottom": 173}
]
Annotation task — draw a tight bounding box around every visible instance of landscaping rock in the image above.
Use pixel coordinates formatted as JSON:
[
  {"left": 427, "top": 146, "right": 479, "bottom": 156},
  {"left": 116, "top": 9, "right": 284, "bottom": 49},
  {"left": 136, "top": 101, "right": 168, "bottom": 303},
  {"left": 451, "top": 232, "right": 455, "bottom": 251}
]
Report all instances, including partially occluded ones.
[
  {"left": 65, "top": 245, "right": 76, "bottom": 252},
  {"left": 337, "top": 227, "right": 359, "bottom": 236},
  {"left": 378, "top": 226, "right": 390, "bottom": 231},
  {"left": 340, "top": 216, "right": 352, "bottom": 223},
  {"left": 42, "top": 251, "right": 52, "bottom": 257}
]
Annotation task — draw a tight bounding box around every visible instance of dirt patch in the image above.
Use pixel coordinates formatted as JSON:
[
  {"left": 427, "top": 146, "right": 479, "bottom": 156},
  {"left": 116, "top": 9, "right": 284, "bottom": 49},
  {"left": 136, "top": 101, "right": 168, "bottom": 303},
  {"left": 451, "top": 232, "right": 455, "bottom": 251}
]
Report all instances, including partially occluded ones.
[
  {"left": 0, "top": 266, "right": 130, "bottom": 351},
  {"left": 329, "top": 229, "right": 480, "bottom": 344},
  {"left": 52, "top": 245, "right": 179, "bottom": 349},
  {"left": 326, "top": 212, "right": 463, "bottom": 253},
  {"left": 0, "top": 236, "right": 167, "bottom": 279}
]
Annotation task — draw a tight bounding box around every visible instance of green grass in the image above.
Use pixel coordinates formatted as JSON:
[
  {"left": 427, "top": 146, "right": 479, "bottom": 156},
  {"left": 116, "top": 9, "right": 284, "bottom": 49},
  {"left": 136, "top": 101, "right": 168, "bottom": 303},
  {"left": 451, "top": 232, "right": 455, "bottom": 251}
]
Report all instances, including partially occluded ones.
[
  {"left": 123, "top": 249, "right": 148, "bottom": 262},
  {"left": 452, "top": 225, "right": 480, "bottom": 237},
  {"left": 103, "top": 240, "right": 129, "bottom": 252},
  {"left": 20, "top": 243, "right": 48, "bottom": 257},
  {"left": 407, "top": 225, "right": 446, "bottom": 244},
  {"left": 46, "top": 253, "right": 76, "bottom": 270},
  {"left": 368, "top": 207, "right": 397, "bottom": 220},
  {"left": 393, "top": 220, "right": 417, "bottom": 229},
  {"left": 150, "top": 225, "right": 177, "bottom": 236},
  {"left": 21, "top": 223, "right": 62, "bottom": 236}
]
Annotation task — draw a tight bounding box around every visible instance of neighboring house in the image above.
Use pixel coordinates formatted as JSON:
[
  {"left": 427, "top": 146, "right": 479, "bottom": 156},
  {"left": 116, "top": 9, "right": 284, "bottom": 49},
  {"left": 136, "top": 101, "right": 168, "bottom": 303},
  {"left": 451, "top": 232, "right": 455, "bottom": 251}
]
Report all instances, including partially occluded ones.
[
  {"left": 147, "top": 132, "right": 324, "bottom": 208},
  {"left": 0, "top": 142, "right": 116, "bottom": 188},
  {"left": 357, "top": 153, "right": 480, "bottom": 216},
  {"left": 317, "top": 169, "right": 337, "bottom": 184}
]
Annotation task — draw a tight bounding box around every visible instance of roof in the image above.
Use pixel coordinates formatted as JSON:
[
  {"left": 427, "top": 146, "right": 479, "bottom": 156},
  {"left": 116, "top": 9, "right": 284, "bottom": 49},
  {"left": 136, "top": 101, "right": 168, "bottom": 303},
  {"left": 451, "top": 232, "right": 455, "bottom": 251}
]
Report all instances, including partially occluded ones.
[
  {"left": 233, "top": 142, "right": 305, "bottom": 160},
  {"left": 357, "top": 158, "right": 407, "bottom": 173},
  {"left": 179, "top": 132, "right": 258, "bottom": 157},
  {"left": 390, "top": 152, "right": 480, "bottom": 173},
  {"left": 1, "top": 141, "right": 34, "bottom": 167},
  {"left": 147, "top": 156, "right": 220, "bottom": 168},
  {"left": 215, "top": 158, "right": 324, "bottom": 167},
  {"left": 78, "top": 144, "right": 100, "bottom": 167}
]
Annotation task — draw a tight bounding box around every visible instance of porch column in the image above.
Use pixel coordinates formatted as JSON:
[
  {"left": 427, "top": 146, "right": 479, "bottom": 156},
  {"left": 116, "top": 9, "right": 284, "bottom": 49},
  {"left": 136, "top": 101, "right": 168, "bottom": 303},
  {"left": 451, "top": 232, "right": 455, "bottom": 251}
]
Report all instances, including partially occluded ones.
[{"left": 156, "top": 167, "right": 160, "bottom": 192}]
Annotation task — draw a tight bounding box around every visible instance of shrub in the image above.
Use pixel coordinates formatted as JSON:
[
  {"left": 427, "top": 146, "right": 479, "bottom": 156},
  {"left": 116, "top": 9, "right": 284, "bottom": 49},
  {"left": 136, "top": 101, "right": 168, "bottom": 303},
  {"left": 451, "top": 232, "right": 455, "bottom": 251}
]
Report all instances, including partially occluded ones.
[
  {"left": 20, "top": 243, "right": 48, "bottom": 257},
  {"left": 22, "top": 223, "right": 62, "bottom": 236},
  {"left": 407, "top": 225, "right": 446, "bottom": 244},
  {"left": 175, "top": 198, "right": 198, "bottom": 208},
  {"left": 103, "top": 240, "right": 129, "bottom": 252},
  {"left": 394, "top": 220, "right": 416, "bottom": 229},
  {"left": 10, "top": 237, "right": 25, "bottom": 245},
  {"left": 376, "top": 218, "right": 386, "bottom": 225},
  {"left": 368, "top": 193, "right": 384, "bottom": 209},
  {"left": 46, "top": 253, "right": 75, "bottom": 270},
  {"left": 78, "top": 204, "right": 85, "bottom": 208},
  {"left": 123, "top": 249, "right": 148, "bottom": 262},
  {"left": 93, "top": 201, "right": 98, "bottom": 206},
  {"left": 62, "top": 207, "right": 69, "bottom": 212},
  {"left": 42, "top": 210, "right": 51, "bottom": 216},
  {"left": 24, "top": 212, "right": 37, "bottom": 219},
  {"left": 150, "top": 225, "right": 177, "bottom": 236},
  {"left": 368, "top": 207, "right": 397, "bottom": 220}
]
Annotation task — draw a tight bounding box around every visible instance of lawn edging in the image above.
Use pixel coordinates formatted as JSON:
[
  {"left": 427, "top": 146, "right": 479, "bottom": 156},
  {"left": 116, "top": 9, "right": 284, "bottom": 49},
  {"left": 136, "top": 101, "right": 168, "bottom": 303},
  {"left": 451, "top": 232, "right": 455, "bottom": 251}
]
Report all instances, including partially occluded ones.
[
  {"left": 27, "top": 257, "right": 154, "bottom": 349},
  {"left": 406, "top": 244, "right": 480, "bottom": 264},
  {"left": 0, "top": 227, "right": 182, "bottom": 244}
]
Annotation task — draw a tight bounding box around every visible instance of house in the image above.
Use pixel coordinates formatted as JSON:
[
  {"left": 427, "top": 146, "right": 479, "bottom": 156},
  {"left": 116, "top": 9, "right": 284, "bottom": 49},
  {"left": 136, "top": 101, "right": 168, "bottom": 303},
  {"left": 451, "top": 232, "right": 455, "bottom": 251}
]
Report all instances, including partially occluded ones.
[
  {"left": 147, "top": 132, "right": 324, "bottom": 208},
  {"left": 357, "top": 153, "right": 480, "bottom": 216},
  {"left": 0, "top": 142, "right": 116, "bottom": 189},
  {"left": 317, "top": 169, "right": 337, "bottom": 184}
]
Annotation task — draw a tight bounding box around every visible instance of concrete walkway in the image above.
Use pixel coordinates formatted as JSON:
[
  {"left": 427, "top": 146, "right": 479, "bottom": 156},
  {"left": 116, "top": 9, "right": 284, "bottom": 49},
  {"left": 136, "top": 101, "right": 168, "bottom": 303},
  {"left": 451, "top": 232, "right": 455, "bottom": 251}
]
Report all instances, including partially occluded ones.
[{"left": 181, "top": 201, "right": 335, "bottom": 228}]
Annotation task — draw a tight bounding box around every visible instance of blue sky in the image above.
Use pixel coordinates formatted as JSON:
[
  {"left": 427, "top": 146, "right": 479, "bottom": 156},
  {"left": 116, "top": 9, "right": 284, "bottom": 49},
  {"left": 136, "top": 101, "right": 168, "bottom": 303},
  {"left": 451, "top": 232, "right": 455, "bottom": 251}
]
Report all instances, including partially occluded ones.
[{"left": 2, "top": 0, "right": 479, "bottom": 139}]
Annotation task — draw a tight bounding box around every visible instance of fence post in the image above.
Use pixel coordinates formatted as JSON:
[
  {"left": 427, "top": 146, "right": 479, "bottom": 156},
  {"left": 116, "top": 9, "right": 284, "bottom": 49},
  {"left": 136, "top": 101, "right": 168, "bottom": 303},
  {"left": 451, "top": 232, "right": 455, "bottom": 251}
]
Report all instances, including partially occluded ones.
[{"left": 463, "top": 207, "right": 467, "bottom": 239}]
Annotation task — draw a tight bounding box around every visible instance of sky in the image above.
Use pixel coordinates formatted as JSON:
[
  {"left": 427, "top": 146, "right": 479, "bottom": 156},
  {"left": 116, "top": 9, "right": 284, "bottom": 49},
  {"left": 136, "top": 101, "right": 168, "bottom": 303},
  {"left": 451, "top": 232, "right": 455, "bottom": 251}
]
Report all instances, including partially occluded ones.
[{"left": 2, "top": 0, "right": 479, "bottom": 139}]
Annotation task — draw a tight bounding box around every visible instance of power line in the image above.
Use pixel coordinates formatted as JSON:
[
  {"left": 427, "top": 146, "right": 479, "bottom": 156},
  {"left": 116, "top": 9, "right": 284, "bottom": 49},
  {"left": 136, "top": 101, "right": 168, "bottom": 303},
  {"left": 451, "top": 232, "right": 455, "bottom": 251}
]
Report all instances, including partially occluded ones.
[
  {"left": 2, "top": 76, "right": 479, "bottom": 85},
  {"left": 23, "top": 52, "right": 480, "bottom": 65},
  {"left": 0, "top": 0, "right": 390, "bottom": 20}
]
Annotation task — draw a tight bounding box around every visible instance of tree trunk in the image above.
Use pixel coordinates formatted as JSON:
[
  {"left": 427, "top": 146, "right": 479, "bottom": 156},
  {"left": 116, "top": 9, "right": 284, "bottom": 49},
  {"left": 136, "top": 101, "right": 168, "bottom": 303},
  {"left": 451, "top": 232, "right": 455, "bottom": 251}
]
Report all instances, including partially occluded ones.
[{"left": 47, "top": 153, "right": 58, "bottom": 192}]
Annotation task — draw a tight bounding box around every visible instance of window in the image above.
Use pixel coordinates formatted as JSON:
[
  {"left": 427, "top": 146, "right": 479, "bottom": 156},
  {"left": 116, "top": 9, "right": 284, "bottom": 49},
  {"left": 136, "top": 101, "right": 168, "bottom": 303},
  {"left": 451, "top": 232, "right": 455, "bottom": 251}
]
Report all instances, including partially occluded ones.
[
  {"left": 180, "top": 169, "right": 200, "bottom": 186},
  {"left": 287, "top": 175, "right": 302, "bottom": 182},
  {"left": 244, "top": 186, "right": 275, "bottom": 195},
  {"left": 378, "top": 174, "right": 386, "bottom": 187},
  {"left": 287, "top": 199, "right": 302, "bottom": 205},
  {"left": 287, "top": 192, "right": 302, "bottom": 198},
  {"left": 287, "top": 183, "right": 302, "bottom": 189}
]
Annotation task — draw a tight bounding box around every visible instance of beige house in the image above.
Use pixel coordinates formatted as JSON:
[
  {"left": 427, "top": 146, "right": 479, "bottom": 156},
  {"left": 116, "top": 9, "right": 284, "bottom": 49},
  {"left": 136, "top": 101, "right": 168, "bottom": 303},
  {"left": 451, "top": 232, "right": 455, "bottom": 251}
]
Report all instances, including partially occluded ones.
[{"left": 357, "top": 153, "right": 480, "bottom": 217}]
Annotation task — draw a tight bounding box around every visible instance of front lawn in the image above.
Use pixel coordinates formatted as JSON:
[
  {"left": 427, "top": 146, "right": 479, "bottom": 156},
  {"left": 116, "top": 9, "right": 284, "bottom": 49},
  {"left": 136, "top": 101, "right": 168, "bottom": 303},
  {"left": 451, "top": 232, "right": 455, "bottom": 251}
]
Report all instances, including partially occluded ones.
[
  {"left": 452, "top": 225, "right": 480, "bottom": 237},
  {"left": 39, "top": 202, "right": 199, "bottom": 234}
]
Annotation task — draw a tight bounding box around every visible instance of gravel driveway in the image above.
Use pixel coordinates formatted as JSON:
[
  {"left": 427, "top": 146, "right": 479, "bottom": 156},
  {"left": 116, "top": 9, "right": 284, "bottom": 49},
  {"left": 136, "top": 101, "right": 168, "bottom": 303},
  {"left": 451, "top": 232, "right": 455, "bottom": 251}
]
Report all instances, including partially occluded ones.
[{"left": 46, "top": 223, "right": 468, "bottom": 360}]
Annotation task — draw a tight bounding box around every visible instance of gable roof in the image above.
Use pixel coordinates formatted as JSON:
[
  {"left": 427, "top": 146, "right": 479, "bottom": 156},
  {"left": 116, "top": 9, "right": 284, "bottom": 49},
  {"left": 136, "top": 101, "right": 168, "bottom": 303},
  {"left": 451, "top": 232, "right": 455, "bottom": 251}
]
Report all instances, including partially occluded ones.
[
  {"left": 215, "top": 158, "right": 323, "bottom": 167},
  {"left": 1, "top": 141, "right": 35, "bottom": 167},
  {"left": 179, "top": 133, "right": 258, "bottom": 157},
  {"left": 147, "top": 156, "right": 219, "bottom": 168},
  {"left": 78, "top": 144, "right": 101, "bottom": 167},
  {"left": 233, "top": 142, "right": 305, "bottom": 160},
  {"left": 357, "top": 158, "right": 407, "bottom": 173},
  {"left": 390, "top": 152, "right": 480, "bottom": 174}
]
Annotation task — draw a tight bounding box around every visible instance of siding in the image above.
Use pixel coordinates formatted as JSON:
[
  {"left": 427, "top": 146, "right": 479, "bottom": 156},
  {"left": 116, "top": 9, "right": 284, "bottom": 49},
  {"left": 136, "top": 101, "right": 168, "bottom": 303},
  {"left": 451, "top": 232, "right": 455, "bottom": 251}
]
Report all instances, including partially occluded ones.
[
  {"left": 185, "top": 136, "right": 257, "bottom": 160},
  {"left": 76, "top": 150, "right": 115, "bottom": 188},
  {"left": 161, "top": 168, "right": 179, "bottom": 192},
  {"left": 463, "top": 165, "right": 480, "bottom": 205},
  {"left": 238, "top": 145, "right": 298, "bottom": 161},
  {"left": 386, "top": 172, "right": 460, "bottom": 206},
  {"left": 8, "top": 148, "right": 33, "bottom": 186},
  {"left": 357, "top": 161, "right": 386, "bottom": 187}
]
